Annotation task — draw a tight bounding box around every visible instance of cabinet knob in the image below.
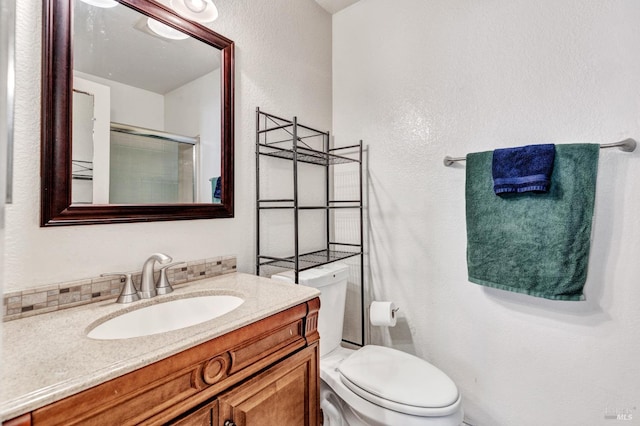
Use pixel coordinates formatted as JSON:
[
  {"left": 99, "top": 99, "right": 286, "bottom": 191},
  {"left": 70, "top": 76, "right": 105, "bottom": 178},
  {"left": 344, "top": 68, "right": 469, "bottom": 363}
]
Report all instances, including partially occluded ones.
[{"left": 224, "top": 420, "right": 236, "bottom": 426}]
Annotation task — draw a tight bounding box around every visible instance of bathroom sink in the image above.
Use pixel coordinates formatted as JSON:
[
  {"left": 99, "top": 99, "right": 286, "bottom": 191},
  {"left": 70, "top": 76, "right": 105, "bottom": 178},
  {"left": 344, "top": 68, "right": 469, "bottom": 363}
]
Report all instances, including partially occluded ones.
[{"left": 87, "top": 295, "right": 244, "bottom": 340}]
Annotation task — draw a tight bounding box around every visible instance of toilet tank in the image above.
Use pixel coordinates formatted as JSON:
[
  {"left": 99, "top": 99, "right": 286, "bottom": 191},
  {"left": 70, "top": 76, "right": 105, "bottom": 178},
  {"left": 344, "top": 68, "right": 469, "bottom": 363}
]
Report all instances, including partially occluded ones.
[{"left": 271, "top": 263, "right": 349, "bottom": 357}]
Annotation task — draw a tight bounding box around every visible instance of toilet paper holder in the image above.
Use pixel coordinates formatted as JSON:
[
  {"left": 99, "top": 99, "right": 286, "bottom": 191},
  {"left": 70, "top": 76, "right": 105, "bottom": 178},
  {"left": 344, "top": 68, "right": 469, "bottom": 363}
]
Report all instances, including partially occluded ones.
[{"left": 369, "top": 301, "right": 400, "bottom": 327}]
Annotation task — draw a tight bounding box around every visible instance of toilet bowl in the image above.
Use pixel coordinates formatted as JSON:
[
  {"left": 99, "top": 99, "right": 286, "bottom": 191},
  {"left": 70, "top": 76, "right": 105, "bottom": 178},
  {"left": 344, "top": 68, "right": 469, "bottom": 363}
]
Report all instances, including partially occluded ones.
[{"left": 271, "top": 263, "right": 464, "bottom": 426}]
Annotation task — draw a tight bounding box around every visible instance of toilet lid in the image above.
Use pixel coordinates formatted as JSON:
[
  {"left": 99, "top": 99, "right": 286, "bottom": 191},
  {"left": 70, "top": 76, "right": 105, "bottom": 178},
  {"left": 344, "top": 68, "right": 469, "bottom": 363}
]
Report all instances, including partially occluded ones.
[{"left": 337, "top": 345, "right": 459, "bottom": 416}]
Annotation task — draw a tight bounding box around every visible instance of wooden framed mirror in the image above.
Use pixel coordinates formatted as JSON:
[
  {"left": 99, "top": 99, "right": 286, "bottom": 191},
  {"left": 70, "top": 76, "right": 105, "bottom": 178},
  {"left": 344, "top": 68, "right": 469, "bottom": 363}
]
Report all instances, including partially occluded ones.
[{"left": 41, "top": 0, "right": 234, "bottom": 226}]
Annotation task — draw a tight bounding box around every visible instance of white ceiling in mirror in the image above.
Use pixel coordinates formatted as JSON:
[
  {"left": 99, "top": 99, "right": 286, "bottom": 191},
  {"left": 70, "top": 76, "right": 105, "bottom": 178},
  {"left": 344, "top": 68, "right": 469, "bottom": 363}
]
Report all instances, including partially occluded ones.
[
  {"left": 73, "top": 0, "right": 220, "bottom": 94},
  {"left": 314, "top": 0, "right": 360, "bottom": 14}
]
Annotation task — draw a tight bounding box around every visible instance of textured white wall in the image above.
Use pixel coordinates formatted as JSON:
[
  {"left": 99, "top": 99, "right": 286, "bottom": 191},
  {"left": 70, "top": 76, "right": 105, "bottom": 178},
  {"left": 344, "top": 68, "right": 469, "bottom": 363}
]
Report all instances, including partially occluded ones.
[
  {"left": 334, "top": 1, "right": 640, "bottom": 425},
  {"left": 6, "top": 0, "right": 331, "bottom": 291}
]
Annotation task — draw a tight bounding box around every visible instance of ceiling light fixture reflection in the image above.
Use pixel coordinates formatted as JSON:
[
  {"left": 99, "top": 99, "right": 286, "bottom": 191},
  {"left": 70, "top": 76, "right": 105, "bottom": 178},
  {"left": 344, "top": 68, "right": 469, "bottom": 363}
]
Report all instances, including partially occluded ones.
[
  {"left": 79, "top": 0, "right": 119, "bottom": 7},
  {"left": 184, "top": 0, "right": 207, "bottom": 13},
  {"left": 170, "top": 0, "right": 218, "bottom": 23},
  {"left": 147, "top": 18, "right": 189, "bottom": 40}
]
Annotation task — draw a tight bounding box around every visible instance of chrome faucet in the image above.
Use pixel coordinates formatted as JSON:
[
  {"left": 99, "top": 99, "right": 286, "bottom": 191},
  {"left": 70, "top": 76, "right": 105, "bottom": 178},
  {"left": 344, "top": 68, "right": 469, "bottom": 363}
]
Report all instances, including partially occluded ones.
[{"left": 139, "top": 253, "right": 172, "bottom": 299}]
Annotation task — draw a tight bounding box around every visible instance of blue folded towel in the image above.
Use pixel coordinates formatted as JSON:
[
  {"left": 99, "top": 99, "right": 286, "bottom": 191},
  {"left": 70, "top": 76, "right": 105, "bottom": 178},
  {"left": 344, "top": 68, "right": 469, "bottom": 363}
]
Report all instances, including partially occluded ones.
[
  {"left": 214, "top": 177, "right": 222, "bottom": 199},
  {"left": 209, "top": 176, "right": 222, "bottom": 203},
  {"left": 492, "top": 144, "right": 556, "bottom": 194}
]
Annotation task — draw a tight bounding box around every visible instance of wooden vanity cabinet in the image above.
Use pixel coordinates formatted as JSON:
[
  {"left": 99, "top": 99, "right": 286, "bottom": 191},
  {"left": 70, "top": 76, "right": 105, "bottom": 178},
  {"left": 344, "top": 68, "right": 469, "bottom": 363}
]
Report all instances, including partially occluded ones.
[{"left": 4, "top": 298, "right": 320, "bottom": 426}]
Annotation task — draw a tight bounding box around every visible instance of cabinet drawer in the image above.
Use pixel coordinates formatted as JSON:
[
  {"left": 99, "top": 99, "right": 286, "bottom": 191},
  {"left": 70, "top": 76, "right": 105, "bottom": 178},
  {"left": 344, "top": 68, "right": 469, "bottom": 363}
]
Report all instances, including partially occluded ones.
[{"left": 229, "top": 320, "right": 304, "bottom": 374}]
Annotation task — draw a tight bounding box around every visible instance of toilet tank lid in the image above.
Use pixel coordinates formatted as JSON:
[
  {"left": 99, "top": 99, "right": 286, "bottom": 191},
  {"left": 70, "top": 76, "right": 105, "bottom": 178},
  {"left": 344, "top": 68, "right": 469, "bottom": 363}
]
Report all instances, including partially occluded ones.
[
  {"left": 338, "top": 345, "right": 459, "bottom": 410},
  {"left": 270, "top": 263, "right": 349, "bottom": 288}
]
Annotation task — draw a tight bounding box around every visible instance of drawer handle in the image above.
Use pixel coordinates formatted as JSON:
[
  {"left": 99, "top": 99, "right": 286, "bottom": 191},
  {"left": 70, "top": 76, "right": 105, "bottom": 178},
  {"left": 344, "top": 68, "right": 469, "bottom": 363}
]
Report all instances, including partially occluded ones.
[{"left": 224, "top": 420, "right": 237, "bottom": 426}]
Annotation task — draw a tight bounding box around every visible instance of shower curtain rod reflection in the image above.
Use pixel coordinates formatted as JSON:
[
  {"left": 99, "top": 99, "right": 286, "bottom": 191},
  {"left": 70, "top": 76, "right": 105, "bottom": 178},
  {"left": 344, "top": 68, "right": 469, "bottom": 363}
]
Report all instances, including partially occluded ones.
[
  {"left": 443, "top": 138, "right": 637, "bottom": 167},
  {"left": 110, "top": 122, "right": 199, "bottom": 145}
]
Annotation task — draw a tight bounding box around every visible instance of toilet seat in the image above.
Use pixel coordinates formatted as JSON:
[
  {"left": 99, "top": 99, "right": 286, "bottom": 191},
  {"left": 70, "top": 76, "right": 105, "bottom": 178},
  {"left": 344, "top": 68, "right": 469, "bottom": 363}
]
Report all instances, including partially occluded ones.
[
  {"left": 321, "top": 347, "right": 464, "bottom": 426},
  {"left": 337, "top": 345, "right": 460, "bottom": 417}
]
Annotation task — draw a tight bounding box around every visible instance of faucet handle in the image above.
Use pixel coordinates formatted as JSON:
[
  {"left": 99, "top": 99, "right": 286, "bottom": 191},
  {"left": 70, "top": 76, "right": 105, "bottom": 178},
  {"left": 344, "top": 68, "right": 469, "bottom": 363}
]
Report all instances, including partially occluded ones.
[
  {"left": 101, "top": 272, "right": 140, "bottom": 304},
  {"left": 156, "top": 262, "right": 187, "bottom": 295}
]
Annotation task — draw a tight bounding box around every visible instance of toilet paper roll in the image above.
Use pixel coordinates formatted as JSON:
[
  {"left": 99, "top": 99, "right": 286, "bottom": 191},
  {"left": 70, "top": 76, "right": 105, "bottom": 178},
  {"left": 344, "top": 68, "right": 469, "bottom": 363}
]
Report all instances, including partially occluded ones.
[{"left": 369, "top": 301, "right": 398, "bottom": 327}]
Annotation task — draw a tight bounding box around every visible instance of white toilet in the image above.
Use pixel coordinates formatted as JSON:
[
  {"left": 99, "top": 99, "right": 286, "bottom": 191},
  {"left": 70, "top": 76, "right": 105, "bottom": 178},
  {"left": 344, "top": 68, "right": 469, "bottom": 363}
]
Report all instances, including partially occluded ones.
[{"left": 272, "top": 263, "right": 463, "bottom": 426}]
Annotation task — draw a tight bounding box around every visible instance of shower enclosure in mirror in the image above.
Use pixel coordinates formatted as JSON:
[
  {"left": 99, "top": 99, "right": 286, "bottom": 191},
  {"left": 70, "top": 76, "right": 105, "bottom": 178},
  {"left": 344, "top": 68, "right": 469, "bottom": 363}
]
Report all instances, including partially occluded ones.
[{"left": 41, "top": 0, "right": 234, "bottom": 225}]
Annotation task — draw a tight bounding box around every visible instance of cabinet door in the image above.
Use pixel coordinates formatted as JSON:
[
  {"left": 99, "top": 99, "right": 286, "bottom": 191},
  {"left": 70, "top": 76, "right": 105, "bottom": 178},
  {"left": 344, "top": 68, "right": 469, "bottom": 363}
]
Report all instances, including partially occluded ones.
[
  {"left": 167, "top": 400, "right": 217, "bottom": 426},
  {"left": 217, "top": 345, "right": 319, "bottom": 426}
]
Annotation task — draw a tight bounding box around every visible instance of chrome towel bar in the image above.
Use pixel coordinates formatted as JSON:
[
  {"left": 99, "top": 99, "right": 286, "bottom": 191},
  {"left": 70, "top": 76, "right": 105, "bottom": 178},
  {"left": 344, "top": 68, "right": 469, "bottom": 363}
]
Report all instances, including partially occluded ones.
[{"left": 443, "top": 138, "right": 636, "bottom": 167}]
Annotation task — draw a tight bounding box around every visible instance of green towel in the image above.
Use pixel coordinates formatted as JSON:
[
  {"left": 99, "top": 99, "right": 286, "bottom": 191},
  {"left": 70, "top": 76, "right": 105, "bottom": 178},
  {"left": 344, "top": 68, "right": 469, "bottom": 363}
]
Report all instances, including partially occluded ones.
[{"left": 465, "top": 144, "right": 599, "bottom": 301}]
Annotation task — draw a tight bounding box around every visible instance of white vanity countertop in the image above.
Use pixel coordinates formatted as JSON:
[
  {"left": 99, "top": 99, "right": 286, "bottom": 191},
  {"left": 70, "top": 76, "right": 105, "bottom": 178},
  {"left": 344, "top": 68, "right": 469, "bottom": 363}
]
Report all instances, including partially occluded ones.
[{"left": 0, "top": 272, "right": 320, "bottom": 422}]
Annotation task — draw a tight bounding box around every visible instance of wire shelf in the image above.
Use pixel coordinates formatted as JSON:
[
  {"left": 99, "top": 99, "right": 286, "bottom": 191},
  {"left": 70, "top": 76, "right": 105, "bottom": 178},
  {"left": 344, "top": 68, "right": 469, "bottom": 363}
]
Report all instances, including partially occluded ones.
[
  {"left": 258, "top": 144, "right": 358, "bottom": 166},
  {"left": 259, "top": 249, "right": 362, "bottom": 271}
]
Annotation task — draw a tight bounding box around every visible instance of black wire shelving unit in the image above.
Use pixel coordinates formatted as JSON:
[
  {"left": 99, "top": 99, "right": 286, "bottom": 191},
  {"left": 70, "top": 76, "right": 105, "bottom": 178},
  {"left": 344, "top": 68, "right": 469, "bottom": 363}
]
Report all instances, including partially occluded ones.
[{"left": 255, "top": 107, "right": 365, "bottom": 347}]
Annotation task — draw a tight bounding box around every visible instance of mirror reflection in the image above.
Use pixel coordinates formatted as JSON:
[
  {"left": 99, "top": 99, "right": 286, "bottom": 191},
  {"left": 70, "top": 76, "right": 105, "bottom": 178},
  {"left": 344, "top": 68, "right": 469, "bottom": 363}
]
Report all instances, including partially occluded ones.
[{"left": 72, "top": 0, "right": 222, "bottom": 205}]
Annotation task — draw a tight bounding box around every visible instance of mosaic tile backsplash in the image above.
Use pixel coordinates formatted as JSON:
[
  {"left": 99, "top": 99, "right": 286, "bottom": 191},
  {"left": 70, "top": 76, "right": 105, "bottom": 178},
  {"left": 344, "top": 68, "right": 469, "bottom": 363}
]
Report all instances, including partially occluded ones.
[{"left": 2, "top": 255, "right": 237, "bottom": 321}]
